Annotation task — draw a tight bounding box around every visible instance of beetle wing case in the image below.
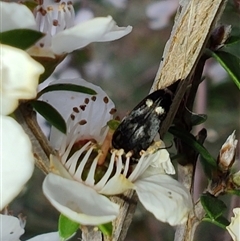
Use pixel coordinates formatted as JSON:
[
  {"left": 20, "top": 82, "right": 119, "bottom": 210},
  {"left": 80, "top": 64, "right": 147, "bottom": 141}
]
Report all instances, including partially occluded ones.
[{"left": 112, "top": 88, "right": 174, "bottom": 157}]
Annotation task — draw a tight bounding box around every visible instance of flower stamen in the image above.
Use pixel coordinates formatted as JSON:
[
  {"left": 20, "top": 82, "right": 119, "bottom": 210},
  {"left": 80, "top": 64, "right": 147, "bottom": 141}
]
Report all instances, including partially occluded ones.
[
  {"left": 34, "top": 1, "right": 75, "bottom": 48},
  {"left": 95, "top": 152, "right": 115, "bottom": 189},
  {"left": 60, "top": 131, "right": 78, "bottom": 160},
  {"left": 85, "top": 155, "right": 100, "bottom": 186},
  {"left": 65, "top": 141, "right": 91, "bottom": 171},
  {"left": 123, "top": 156, "right": 130, "bottom": 177},
  {"left": 73, "top": 145, "right": 94, "bottom": 181}
]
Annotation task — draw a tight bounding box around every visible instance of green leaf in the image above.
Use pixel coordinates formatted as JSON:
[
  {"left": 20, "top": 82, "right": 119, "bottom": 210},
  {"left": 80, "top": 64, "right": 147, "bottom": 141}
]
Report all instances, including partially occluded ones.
[
  {"left": 58, "top": 214, "right": 79, "bottom": 240},
  {"left": 200, "top": 193, "right": 227, "bottom": 220},
  {"left": 191, "top": 114, "right": 207, "bottom": 126},
  {"left": 30, "top": 100, "right": 66, "bottom": 134},
  {"left": 37, "top": 83, "right": 97, "bottom": 98},
  {"left": 23, "top": 1, "right": 38, "bottom": 11},
  {"left": 227, "top": 189, "right": 240, "bottom": 196},
  {"left": 226, "top": 36, "right": 240, "bottom": 45},
  {"left": 223, "top": 35, "right": 240, "bottom": 58},
  {"left": 202, "top": 215, "right": 230, "bottom": 229},
  {"left": 107, "top": 120, "right": 120, "bottom": 131},
  {"left": 98, "top": 222, "right": 113, "bottom": 236},
  {"left": 0, "top": 29, "right": 44, "bottom": 50},
  {"left": 169, "top": 126, "right": 217, "bottom": 177},
  {"left": 209, "top": 50, "right": 240, "bottom": 89}
]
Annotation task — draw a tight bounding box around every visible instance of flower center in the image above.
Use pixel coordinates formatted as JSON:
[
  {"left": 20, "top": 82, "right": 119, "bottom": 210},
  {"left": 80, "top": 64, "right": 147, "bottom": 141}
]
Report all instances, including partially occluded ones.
[
  {"left": 72, "top": 140, "right": 110, "bottom": 183},
  {"left": 34, "top": 1, "right": 75, "bottom": 48},
  {"left": 52, "top": 91, "right": 122, "bottom": 188}
]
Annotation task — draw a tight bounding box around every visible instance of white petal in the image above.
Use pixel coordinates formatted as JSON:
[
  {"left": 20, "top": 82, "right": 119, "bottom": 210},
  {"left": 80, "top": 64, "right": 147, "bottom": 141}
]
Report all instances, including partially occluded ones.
[
  {"left": 134, "top": 175, "right": 193, "bottom": 226},
  {"left": 149, "top": 149, "right": 175, "bottom": 175},
  {"left": 0, "top": 44, "right": 44, "bottom": 115},
  {"left": 50, "top": 154, "right": 73, "bottom": 180},
  {"left": 99, "top": 174, "right": 134, "bottom": 195},
  {"left": 128, "top": 141, "right": 173, "bottom": 182},
  {"left": 1, "top": 116, "right": 34, "bottom": 210},
  {"left": 0, "top": 214, "right": 24, "bottom": 241},
  {"left": 125, "top": 143, "right": 173, "bottom": 181},
  {"left": 41, "top": 78, "right": 114, "bottom": 149},
  {"left": 26, "top": 232, "right": 61, "bottom": 241},
  {"left": 98, "top": 153, "right": 134, "bottom": 195},
  {"left": 128, "top": 155, "right": 153, "bottom": 182},
  {"left": 51, "top": 16, "right": 132, "bottom": 54},
  {"left": 0, "top": 2, "right": 37, "bottom": 32},
  {"left": 41, "top": 77, "right": 114, "bottom": 121},
  {"left": 226, "top": 208, "right": 240, "bottom": 241},
  {"left": 43, "top": 174, "right": 119, "bottom": 225}
]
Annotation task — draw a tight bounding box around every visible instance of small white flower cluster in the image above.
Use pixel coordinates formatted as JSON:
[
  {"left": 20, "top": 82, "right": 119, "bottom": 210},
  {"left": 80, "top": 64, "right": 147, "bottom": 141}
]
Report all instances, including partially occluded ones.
[
  {"left": 27, "top": 0, "right": 132, "bottom": 56},
  {"left": 0, "top": 0, "right": 132, "bottom": 239},
  {"left": 0, "top": 44, "right": 44, "bottom": 210}
]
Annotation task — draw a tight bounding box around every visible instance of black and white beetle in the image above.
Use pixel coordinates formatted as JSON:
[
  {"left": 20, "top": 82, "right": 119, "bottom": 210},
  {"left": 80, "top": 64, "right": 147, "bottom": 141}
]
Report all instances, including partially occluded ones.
[{"left": 112, "top": 83, "right": 178, "bottom": 158}]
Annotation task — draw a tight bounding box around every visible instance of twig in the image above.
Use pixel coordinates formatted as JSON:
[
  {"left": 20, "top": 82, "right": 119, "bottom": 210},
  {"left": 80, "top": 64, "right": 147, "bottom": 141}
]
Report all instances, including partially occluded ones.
[
  {"left": 14, "top": 103, "right": 56, "bottom": 174},
  {"left": 81, "top": 190, "right": 138, "bottom": 241},
  {"left": 110, "top": 191, "right": 138, "bottom": 241}
]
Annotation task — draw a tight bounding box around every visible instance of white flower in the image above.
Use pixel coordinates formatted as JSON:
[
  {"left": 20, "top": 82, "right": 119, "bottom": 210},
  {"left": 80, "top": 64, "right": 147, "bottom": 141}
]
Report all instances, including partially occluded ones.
[
  {"left": 226, "top": 208, "right": 240, "bottom": 241},
  {"left": 0, "top": 2, "right": 37, "bottom": 32},
  {"left": 0, "top": 116, "right": 35, "bottom": 210},
  {"left": 33, "top": 1, "right": 132, "bottom": 56},
  {"left": 0, "top": 44, "right": 44, "bottom": 115},
  {"left": 0, "top": 1, "right": 132, "bottom": 57},
  {"left": 0, "top": 1, "right": 132, "bottom": 83},
  {"left": 41, "top": 78, "right": 115, "bottom": 150},
  {"left": 26, "top": 232, "right": 64, "bottom": 241},
  {"left": 0, "top": 214, "right": 25, "bottom": 241},
  {"left": 1, "top": 1, "right": 132, "bottom": 56},
  {"left": 0, "top": 214, "right": 62, "bottom": 241},
  {"left": 41, "top": 78, "right": 192, "bottom": 226},
  {"left": 0, "top": 43, "right": 43, "bottom": 210},
  {"left": 146, "top": 0, "right": 179, "bottom": 30},
  {"left": 41, "top": 78, "right": 119, "bottom": 225}
]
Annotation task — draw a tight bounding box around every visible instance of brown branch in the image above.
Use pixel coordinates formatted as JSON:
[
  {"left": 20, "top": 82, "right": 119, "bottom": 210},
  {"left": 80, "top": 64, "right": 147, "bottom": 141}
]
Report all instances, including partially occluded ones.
[
  {"left": 81, "top": 191, "right": 138, "bottom": 241},
  {"left": 110, "top": 191, "right": 138, "bottom": 241},
  {"left": 14, "top": 103, "right": 56, "bottom": 174}
]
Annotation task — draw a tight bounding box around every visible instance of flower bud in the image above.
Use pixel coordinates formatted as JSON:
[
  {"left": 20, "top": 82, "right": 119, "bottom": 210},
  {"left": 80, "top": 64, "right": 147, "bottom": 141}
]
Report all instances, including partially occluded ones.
[
  {"left": 217, "top": 131, "right": 238, "bottom": 172},
  {"left": 233, "top": 171, "right": 240, "bottom": 187},
  {"left": 209, "top": 25, "right": 232, "bottom": 50}
]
